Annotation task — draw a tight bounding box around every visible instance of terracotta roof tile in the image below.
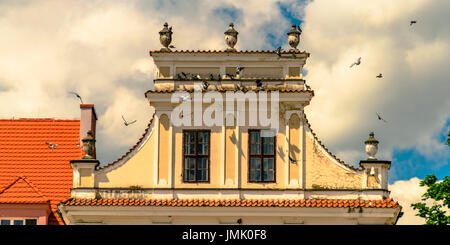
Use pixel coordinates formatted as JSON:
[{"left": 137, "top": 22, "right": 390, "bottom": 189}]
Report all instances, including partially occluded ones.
[
  {"left": 0, "top": 176, "right": 49, "bottom": 204},
  {"left": 149, "top": 49, "right": 310, "bottom": 56},
  {"left": 0, "top": 119, "right": 81, "bottom": 225},
  {"left": 62, "top": 198, "right": 399, "bottom": 209}
]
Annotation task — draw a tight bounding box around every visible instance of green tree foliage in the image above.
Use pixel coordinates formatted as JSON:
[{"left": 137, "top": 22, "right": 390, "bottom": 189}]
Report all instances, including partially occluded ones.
[
  {"left": 411, "top": 174, "right": 450, "bottom": 225},
  {"left": 447, "top": 130, "right": 450, "bottom": 146}
]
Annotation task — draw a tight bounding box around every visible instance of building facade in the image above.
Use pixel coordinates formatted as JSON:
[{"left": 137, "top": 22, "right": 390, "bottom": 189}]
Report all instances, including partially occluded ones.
[{"left": 58, "top": 23, "right": 402, "bottom": 225}]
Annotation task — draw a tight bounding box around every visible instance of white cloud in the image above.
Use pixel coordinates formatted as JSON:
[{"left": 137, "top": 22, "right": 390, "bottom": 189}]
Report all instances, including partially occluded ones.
[
  {"left": 389, "top": 177, "right": 426, "bottom": 225},
  {"left": 300, "top": 0, "right": 450, "bottom": 169},
  {"left": 0, "top": 0, "right": 448, "bottom": 173},
  {"left": 0, "top": 0, "right": 289, "bottom": 164},
  {"left": 390, "top": 177, "right": 450, "bottom": 225}
]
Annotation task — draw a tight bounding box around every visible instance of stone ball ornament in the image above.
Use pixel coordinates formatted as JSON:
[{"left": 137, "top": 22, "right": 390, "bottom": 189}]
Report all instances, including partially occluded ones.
[
  {"left": 287, "top": 23, "right": 302, "bottom": 51},
  {"left": 364, "top": 132, "right": 379, "bottom": 160},
  {"left": 159, "top": 22, "right": 173, "bottom": 52},
  {"left": 224, "top": 23, "right": 238, "bottom": 51}
]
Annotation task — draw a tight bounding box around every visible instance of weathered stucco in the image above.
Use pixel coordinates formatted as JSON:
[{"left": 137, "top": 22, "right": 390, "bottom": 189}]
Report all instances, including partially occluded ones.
[{"left": 304, "top": 130, "right": 363, "bottom": 189}]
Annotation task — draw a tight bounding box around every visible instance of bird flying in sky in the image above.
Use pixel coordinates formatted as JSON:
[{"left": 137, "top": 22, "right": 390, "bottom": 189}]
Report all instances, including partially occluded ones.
[
  {"left": 410, "top": 20, "right": 417, "bottom": 26},
  {"left": 122, "top": 115, "right": 137, "bottom": 126},
  {"left": 69, "top": 91, "right": 83, "bottom": 104},
  {"left": 350, "top": 57, "right": 361, "bottom": 68},
  {"left": 46, "top": 142, "right": 58, "bottom": 149},
  {"left": 376, "top": 113, "right": 387, "bottom": 123},
  {"left": 376, "top": 73, "right": 383, "bottom": 78}
]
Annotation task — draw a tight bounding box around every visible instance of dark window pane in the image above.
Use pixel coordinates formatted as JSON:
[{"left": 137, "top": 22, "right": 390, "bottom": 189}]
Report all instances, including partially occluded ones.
[
  {"left": 25, "top": 219, "right": 37, "bottom": 225},
  {"left": 263, "top": 158, "right": 274, "bottom": 169},
  {"left": 197, "top": 132, "right": 209, "bottom": 155},
  {"left": 250, "top": 143, "right": 260, "bottom": 154},
  {"left": 250, "top": 131, "right": 260, "bottom": 143},
  {"left": 1, "top": 220, "right": 10, "bottom": 225},
  {"left": 263, "top": 158, "right": 274, "bottom": 181},
  {"left": 13, "top": 220, "right": 24, "bottom": 225},
  {"left": 263, "top": 137, "right": 274, "bottom": 155},
  {"left": 266, "top": 170, "right": 274, "bottom": 181},
  {"left": 250, "top": 158, "right": 261, "bottom": 181}
]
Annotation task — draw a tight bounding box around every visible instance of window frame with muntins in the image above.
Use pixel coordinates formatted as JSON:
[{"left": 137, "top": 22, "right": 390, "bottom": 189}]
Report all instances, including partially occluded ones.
[
  {"left": 182, "top": 130, "right": 211, "bottom": 183},
  {"left": 248, "top": 129, "right": 276, "bottom": 183}
]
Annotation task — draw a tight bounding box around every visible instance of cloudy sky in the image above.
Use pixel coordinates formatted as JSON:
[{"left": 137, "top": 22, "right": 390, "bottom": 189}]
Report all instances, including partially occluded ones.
[{"left": 0, "top": 0, "right": 448, "bottom": 224}]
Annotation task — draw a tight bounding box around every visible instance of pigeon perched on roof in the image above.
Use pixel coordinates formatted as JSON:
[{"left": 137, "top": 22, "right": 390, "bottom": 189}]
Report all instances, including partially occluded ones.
[
  {"left": 305, "top": 84, "right": 311, "bottom": 90},
  {"left": 202, "top": 81, "right": 209, "bottom": 90},
  {"left": 255, "top": 79, "right": 262, "bottom": 88},
  {"left": 276, "top": 47, "right": 282, "bottom": 57},
  {"left": 236, "top": 66, "right": 245, "bottom": 75}
]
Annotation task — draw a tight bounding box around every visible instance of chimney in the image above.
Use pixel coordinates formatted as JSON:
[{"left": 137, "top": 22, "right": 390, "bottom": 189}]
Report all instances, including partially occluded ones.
[{"left": 80, "top": 104, "right": 97, "bottom": 158}]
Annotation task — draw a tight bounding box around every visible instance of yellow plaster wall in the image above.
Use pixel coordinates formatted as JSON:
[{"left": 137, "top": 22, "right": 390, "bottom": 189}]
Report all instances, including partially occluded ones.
[
  {"left": 304, "top": 132, "right": 363, "bottom": 189},
  {"left": 158, "top": 114, "right": 170, "bottom": 184},
  {"left": 225, "top": 126, "right": 236, "bottom": 184},
  {"left": 95, "top": 124, "right": 156, "bottom": 188},
  {"left": 289, "top": 114, "right": 300, "bottom": 183},
  {"left": 79, "top": 168, "right": 93, "bottom": 187}
]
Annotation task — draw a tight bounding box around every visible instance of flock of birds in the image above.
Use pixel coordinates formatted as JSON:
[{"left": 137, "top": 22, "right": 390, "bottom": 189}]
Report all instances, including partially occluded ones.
[
  {"left": 60, "top": 20, "right": 419, "bottom": 151},
  {"left": 343, "top": 20, "right": 418, "bottom": 127}
]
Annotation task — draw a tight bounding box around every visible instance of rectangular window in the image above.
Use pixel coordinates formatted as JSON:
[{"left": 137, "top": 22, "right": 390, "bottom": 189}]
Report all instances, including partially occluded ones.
[
  {"left": 183, "top": 130, "right": 210, "bottom": 183},
  {"left": 1, "top": 220, "right": 10, "bottom": 225},
  {"left": 13, "top": 220, "right": 24, "bottom": 225},
  {"left": 0, "top": 218, "right": 38, "bottom": 225},
  {"left": 25, "top": 219, "right": 37, "bottom": 225},
  {"left": 248, "top": 130, "right": 276, "bottom": 182}
]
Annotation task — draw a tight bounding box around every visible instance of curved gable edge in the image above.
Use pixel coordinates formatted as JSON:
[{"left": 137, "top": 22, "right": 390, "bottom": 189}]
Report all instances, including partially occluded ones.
[
  {"left": 302, "top": 114, "right": 364, "bottom": 174},
  {"left": 95, "top": 113, "right": 156, "bottom": 174}
]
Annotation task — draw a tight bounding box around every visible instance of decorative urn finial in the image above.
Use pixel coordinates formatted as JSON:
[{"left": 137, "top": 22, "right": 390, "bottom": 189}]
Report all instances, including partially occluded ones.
[
  {"left": 159, "top": 22, "right": 173, "bottom": 52},
  {"left": 224, "top": 23, "right": 238, "bottom": 52},
  {"left": 287, "top": 23, "right": 302, "bottom": 52},
  {"left": 364, "top": 132, "right": 379, "bottom": 160},
  {"left": 82, "top": 130, "right": 96, "bottom": 159}
]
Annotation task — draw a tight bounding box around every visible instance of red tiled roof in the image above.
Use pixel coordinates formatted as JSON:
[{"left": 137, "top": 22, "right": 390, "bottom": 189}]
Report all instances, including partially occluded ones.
[
  {"left": 0, "top": 119, "right": 82, "bottom": 225},
  {"left": 62, "top": 198, "right": 399, "bottom": 209},
  {"left": 0, "top": 176, "right": 49, "bottom": 204}
]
